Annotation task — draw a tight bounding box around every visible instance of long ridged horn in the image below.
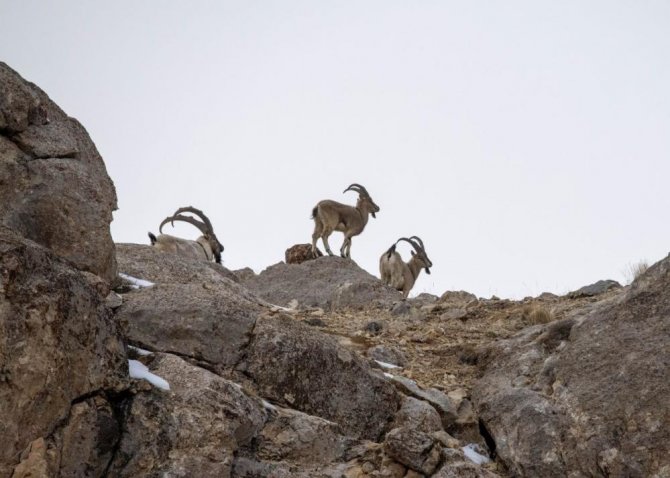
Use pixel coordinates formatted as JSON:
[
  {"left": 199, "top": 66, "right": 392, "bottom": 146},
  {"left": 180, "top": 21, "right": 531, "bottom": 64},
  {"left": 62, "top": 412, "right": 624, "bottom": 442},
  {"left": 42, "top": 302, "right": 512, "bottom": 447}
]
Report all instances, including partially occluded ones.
[
  {"left": 159, "top": 214, "right": 208, "bottom": 236},
  {"left": 343, "top": 183, "right": 370, "bottom": 196},
  {"left": 171, "top": 206, "right": 214, "bottom": 234}
]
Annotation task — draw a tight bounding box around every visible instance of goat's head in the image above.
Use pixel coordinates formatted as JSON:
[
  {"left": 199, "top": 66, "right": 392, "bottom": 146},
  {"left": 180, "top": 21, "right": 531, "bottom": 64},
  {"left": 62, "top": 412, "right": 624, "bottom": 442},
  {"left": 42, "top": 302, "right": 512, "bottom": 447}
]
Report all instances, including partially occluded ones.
[
  {"left": 397, "top": 236, "right": 432, "bottom": 274},
  {"left": 344, "top": 183, "right": 380, "bottom": 218},
  {"left": 159, "top": 206, "right": 224, "bottom": 263}
]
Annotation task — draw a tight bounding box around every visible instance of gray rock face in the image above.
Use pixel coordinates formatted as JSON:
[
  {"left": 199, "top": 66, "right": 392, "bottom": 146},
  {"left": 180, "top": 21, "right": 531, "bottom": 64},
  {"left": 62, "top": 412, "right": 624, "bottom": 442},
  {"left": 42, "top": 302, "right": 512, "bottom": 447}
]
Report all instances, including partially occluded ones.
[
  {"left": 109, "top": 353, "right": 267, "bottom": 477},
  {"left": 116, "top": 243, "right": 241, "bottom": 286},
  {"left": 254, "top": 406, "right": 353, "bottom": 465},
  {"left": 0, "top": 227, "right": 126, "bottom": 477},
  {"left": 116, "top": 282, "right": 262, "bottom": 370},
  {"left": 241, "top": 313, "right": 401, "bottom": 440},
  {"left": 240, "top": 256, "right": 400, "bottom": 310},
  {"left": 0, "top": 63, "right": 118, "bottom": 282},
  {"left": 473, "top": 255, "right": 670, "bottom": 477}
]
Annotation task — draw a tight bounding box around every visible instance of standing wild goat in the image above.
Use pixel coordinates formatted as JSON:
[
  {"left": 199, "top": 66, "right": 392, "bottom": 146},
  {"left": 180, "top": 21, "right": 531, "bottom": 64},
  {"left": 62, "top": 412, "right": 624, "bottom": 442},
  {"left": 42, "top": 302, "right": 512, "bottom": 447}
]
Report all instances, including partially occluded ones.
[
  {"left": 311, "top": 183, "right": 380, "bottom": 258},
  {"left": 148, "top": 206, "right": 224, "bottom": 263},
  {"left": 380, "top": 236, "right": 432, "bottom": 298}
]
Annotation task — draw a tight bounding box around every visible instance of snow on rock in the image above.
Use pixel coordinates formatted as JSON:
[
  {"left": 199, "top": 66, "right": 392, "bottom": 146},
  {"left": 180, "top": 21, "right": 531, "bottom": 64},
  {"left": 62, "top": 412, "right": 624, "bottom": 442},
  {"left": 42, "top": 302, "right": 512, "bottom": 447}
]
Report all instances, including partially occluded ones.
[
  {"left": 375, "top": 360, "right": 401, "bottom": 369},
  {"left": 119, "top": 273, "right": 155, "bottom": 289},
  {"left": 128, "top": 360, "right": 170, "bottom": 390},
  {"left": 462, "top": 443, "right": 491, "bottom": 465}
]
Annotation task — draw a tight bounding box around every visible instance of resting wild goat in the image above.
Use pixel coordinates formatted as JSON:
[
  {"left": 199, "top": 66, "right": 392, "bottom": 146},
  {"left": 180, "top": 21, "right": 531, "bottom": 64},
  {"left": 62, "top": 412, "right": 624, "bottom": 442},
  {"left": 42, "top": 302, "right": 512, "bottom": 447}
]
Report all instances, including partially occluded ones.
[
  {"left": 148, "top": 206, "right": 223, "bottom": 263},
  {"left": 380, "top": 236, "right": 432, "bottom": 299},
  {"left": 311, "top": 183, "right": 380, "bottom": 259}
]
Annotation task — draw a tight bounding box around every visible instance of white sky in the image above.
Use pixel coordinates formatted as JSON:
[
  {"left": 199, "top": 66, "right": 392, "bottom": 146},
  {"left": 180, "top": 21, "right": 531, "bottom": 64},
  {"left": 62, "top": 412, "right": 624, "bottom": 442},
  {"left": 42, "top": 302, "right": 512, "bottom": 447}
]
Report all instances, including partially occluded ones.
[{"left": 2, "top": 1, "right": 669, "bottom": 299}]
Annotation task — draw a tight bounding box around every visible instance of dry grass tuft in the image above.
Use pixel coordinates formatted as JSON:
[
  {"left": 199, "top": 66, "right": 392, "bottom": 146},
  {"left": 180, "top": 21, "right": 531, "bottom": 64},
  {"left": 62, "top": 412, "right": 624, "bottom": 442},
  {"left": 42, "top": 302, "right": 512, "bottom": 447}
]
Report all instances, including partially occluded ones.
[
  {"left": 523, "top": 305, "right": 553, "bottom": 325},
  {"left": 624, "top": 260, "right": 649, "bottom": 284}
]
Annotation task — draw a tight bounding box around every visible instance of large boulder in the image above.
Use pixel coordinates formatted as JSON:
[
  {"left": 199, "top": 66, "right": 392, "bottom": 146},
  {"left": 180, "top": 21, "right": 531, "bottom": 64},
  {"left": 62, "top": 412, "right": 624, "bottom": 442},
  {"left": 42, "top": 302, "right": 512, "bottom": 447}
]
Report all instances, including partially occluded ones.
[
  {"left": 0, "top": 227, "right": 126, "bottom": 477},
  {"left": 108, "top": 353, "right": 267, "bottom": 477},
  {"left": 240, "top": 256, "right": 400, "bottom": 310},
  {"left": 240, "top": 313, "right": 401, "bottom": 440},
  {"left": 473, "top": 254, "right": 670, "bottom": 477},
  {"left": 0, "top": 63, "right": 118, "bottom": 282},
  {"left": 116, "top": 281, "right": 262, "bottom": 371}
]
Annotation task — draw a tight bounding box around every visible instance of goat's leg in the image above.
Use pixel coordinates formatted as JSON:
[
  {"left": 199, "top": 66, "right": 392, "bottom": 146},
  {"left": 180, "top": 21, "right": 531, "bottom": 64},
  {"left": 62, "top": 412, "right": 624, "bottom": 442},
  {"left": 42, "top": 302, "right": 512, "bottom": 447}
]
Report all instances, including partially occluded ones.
[
  {"left": 311, "top": 220, "right": 323, "bottom": 256},
  {"left": 342, "top": 237, "right": 352, "bottom": 258},
  {"left": 322, "top": 228, "right": 335, "bottom": 256},
  {"left": 340, "top": 237, "right": 349, "bottom": 258}
]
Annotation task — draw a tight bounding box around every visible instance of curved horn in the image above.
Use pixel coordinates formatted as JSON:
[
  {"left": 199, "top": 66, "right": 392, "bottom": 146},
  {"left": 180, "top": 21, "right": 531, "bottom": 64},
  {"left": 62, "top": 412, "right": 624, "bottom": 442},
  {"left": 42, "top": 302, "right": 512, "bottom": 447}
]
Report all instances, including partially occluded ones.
[
  {"left": 409, "top": 236, "right": 426, "bottom": 251},
  {"left": 159, "top": 214, "right": 208, "bottom": 236},
  {"left": 395, "top": 237, "right": 422, "bottom": 254},
  {"left": 171, "top": 206, "right": 214, "bottom": 233},
  {"left": 343, "top": 183, "right": 370, "bottom": 196}
]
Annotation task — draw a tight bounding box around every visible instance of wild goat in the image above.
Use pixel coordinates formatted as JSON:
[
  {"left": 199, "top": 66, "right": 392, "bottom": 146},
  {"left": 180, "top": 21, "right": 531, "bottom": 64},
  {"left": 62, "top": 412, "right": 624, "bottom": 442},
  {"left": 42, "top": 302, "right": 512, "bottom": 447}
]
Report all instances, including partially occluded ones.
[
  {"left": 148, "top": 207, "right": 224, "bottom": 263},
  {"left": 311, "top": 183, "right": 380, "bottom": 258},
  {"left": 380, "top": 236, "right": 432, "bottom": 298}
]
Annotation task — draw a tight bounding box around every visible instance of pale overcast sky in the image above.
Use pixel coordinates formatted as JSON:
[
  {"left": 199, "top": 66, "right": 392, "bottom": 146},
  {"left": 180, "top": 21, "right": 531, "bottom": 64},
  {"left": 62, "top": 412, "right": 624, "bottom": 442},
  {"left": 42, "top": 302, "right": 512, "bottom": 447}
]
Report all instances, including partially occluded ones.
[{"left": 2, "top": 1, "right": 669, "bottom": 298}]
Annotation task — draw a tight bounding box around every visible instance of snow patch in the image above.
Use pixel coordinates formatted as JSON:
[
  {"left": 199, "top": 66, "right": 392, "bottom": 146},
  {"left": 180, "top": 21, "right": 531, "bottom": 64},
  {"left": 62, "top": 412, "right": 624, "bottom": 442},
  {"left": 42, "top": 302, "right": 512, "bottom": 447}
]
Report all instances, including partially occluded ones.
[
  {"left": 119, "top": 273, "right": 155, "bottom": 289},
  {"left": 383, "top": 372, "right": 395, "bottom": 379},
  {"left": 462, "top": 443, "right": 490, "bottom": 465},
  {"left": 128, "top": 360, "right": 170, "bottom": 390},
  {"left": 262, "top": 399, "right": 277, "bottom": 411},
  {"left": 375, "top": 360, "right": 400, "bottom": 369}
]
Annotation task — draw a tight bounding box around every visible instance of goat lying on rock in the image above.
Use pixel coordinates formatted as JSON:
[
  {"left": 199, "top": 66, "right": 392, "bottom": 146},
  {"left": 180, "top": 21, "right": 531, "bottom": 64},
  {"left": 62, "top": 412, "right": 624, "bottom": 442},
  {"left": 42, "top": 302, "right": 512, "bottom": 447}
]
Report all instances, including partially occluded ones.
[
  {"left": 148, "top": 206, "right": 224, "bottom": 263},
  {"left": 311, "top": 183, "right": 380, "bottom": 259},
  {"left": 380, "top": 236, "right": 432, "bottom": 299}
]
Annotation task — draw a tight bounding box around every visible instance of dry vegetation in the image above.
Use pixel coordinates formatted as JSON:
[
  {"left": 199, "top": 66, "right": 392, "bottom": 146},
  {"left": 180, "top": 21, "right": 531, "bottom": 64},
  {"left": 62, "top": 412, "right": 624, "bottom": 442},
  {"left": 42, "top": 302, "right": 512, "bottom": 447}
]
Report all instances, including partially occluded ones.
[{"left": 288, "top": 288, "right": 623, "bottom": 393}]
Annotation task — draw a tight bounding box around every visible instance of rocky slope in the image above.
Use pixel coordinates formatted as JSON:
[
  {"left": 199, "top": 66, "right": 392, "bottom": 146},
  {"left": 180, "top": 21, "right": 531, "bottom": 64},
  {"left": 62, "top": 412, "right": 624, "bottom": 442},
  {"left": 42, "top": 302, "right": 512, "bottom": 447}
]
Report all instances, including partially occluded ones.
[{"left": 2, "top": 63, "right": 669, "bottom": 478}]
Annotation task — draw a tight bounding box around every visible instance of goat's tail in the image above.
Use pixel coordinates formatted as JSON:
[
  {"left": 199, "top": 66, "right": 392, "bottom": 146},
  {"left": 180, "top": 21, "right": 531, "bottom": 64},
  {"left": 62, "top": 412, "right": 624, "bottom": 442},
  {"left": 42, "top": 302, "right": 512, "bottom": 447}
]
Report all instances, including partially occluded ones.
[
  {"left": 385, "top": 243, "right": 396, "bottom": 260},
  {"left": 148, "top": 232, "right": 157, "bottom": 245},
  {"left": 311, "top": 206, "right": 319, "bottom": 219}
]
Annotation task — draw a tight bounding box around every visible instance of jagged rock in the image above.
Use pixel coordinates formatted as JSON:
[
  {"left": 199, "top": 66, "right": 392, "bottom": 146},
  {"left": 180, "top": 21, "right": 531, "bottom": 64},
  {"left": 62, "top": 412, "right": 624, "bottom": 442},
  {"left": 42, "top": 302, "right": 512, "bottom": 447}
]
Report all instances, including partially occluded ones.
[
  {"left": 472, "top": 255, "right": 670, "bottom": 477},
  {"left": 233, "top": 267, "right": 256, "bottom": 282},
  {"left": 116, "top": 243, "right": 241, "bottom": 286},
  {"left": 285, "top": 243, "right": 323, "bottom": 264},
  {"left": 116, "top": 282, "right": 262, "bottom": 370},
  {"left": 392, "top": 396, "right": 443, "bottom": 433},
  {"left": 109, "top": 353, "right": 267, "bottom": 477},
  {"left": 57, "top": 396, "right": 120, "bottom": 477},
  {"left": 255, "top": 406, "right": 354, "bottom": 465},
  {"left": 0, "top": 63, "right": 117, "bottom": 282},
  {"left": 383, "top": 427, "right": 442, "bottom": 475},
  {"left": 10, "top": 438, "right": 53, "bottom": 478},
  {"left": 389, "top": 376, "right": 458, "bottom": 430},
  {"left": 433, "top": 459, "right": 500, "bottom": 477},
  {"left": 239, "top": 256, "right": 400, "bottom": 310},
  {"left": 439, "top": 291, "right": 478, "bottom": 306},
  {"left": 0, "top": 227, "right": 126, "bottom": 477},
  {"left": 567, "top": 279, "right": 622, "bottom": 298},
  {"left": 408, "top": 293, "right": 439, "bottom": 308},
  {"left": 367, "top": 345, "right": 408, "bottom": 367},
  {"left": 390, "top": 301, "right": 412, "bottom": 316},
  {"left": 240, "top": 313, "right": 400, "bottom": 440}
]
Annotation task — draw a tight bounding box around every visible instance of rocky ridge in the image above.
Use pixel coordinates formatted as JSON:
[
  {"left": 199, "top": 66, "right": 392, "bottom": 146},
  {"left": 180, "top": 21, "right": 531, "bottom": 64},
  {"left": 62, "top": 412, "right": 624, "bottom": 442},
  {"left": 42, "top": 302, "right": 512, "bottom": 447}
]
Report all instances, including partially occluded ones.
[{"left": 1, "top": 63, "right": 669, "bottom": 478}]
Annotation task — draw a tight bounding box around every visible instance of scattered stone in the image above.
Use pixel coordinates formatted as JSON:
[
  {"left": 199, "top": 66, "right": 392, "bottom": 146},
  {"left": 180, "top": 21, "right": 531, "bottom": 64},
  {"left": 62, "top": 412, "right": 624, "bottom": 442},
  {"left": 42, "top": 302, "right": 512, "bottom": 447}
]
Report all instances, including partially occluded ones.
[
  {"left": 391, "top": 301, "right": 412, "bottom": 316},
  {"left": 304, "top": 318, "right": 327, "bottom": 327},
  {"left": 389, "top": 375, "right": 458, "bottom": 429},
  {"left": 384, "top": 427, "right": 442, "bottom": 475},
  {"left": 367, "top": 345, "right": 408, "bottom": 367},
  {"left": 285, "top": 243, "right": 323, "bottom": 264},
  {"left": 567, "top": 279, "right": 622, "bottom": 298},
  {"left": 364, "top": 321, "right": 384, "bottom": 335}
]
